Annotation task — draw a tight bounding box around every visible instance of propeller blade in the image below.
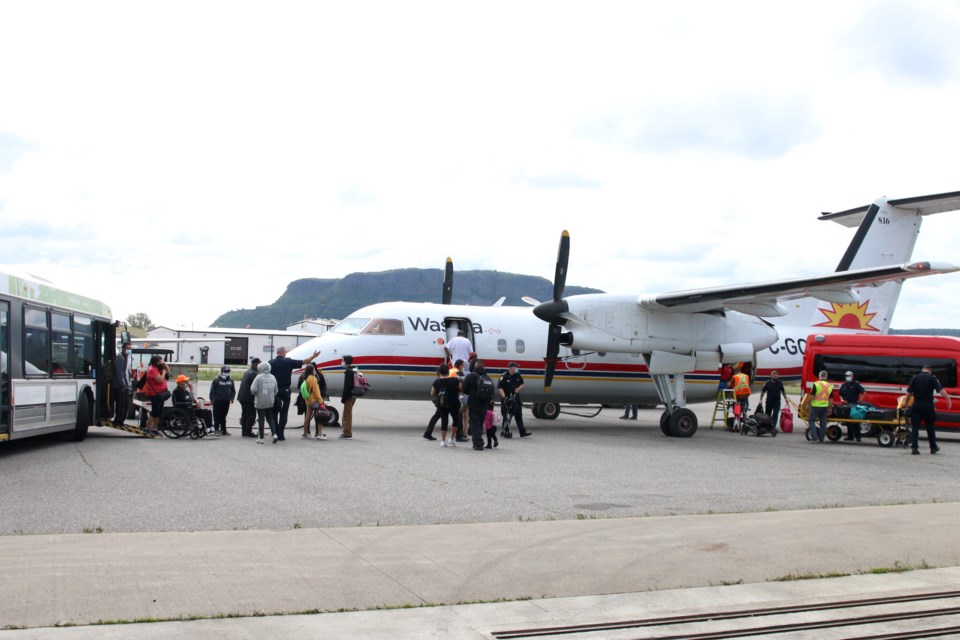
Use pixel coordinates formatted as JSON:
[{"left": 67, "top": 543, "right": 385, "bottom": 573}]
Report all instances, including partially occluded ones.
[
  {"left": 442, "top": 257, "right": 453, "bottom": 305},
  {"left": 544, "top": 324, "right": 562, "bottom": 392},
  {"left": 553, "top": 230, "right": 570, "bottom": 302}
]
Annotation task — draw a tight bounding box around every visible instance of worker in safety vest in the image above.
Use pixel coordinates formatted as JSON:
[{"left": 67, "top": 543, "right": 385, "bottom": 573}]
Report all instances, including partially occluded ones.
[
  {"left": 807, "top": 370, "right": 834, "bottom": 443},
  {"left": 728, "top": 366, "right": 752, "bottom": 415}
]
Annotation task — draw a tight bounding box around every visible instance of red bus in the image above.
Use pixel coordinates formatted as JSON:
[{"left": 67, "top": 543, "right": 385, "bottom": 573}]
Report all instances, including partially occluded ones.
[{"left": 801, "top": 333, "right": 960, "bottom": 435}]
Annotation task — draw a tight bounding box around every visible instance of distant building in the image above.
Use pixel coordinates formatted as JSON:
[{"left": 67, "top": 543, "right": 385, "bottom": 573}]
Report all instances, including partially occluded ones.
[
  {"left": 285, "top": 318, "right": 338, "bottom": 335},
  {"left": 143, "top": 326, "right": 316, "bottom": 366}
]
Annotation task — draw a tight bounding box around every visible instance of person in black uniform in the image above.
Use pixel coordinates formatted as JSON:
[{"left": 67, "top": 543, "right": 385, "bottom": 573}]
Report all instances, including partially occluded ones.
[
  {"left": 839, "top": 370, "right": 866, "bottom": 442},
  {"left": 906, "top": 364, "right": 952, "bottom": 455},
  {"left": 268, "top": 345, "right": 321, "bottom": 441},
  {"left": 498, "top": 361, "right": 531, "bottom": 438},
  {"left": 758, "top": 370, "right": 789, "bottom": 429}
]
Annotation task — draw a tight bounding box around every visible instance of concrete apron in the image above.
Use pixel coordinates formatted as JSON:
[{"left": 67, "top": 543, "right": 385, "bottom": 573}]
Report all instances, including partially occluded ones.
[{"left": 2, "top": 502, "right": 959, "bottom": 629}]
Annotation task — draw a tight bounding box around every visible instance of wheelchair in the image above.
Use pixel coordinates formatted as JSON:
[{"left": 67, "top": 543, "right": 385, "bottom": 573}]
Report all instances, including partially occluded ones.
[{"left": 160, "top": 401, "right": 211, "bottom": 439}]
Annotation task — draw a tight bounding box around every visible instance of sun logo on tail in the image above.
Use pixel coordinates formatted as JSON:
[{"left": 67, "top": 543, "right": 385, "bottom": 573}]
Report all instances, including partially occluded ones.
[{"left": 813, "top": 301, "right": 880, "bottom": 331}]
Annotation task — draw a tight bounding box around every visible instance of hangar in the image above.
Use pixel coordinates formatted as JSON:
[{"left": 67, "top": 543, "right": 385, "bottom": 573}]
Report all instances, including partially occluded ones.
[{"left": 143, "top": 326, "right": 317, "bottom": 366}]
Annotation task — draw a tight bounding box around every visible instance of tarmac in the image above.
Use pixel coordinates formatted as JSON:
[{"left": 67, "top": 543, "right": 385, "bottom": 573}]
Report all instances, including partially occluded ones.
[{"left": 4, "top": 502, "right": 960, "bottom": 638}]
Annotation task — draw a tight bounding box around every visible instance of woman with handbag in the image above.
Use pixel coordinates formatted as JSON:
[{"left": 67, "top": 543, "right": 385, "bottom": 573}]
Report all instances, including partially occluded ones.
[
  {"left": 301, "top": 364, "right": 329, "bottom": 440},
  {"left": 142, "top": 355, "right": 170, "bottom": 437}
]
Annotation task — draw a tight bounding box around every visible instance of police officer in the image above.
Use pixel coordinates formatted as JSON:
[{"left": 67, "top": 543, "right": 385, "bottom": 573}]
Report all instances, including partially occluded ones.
[
  {"left": 498, "top": 362, "right": 531, "bottom": 438},
  {"left": 905, "top": 364, "right": 952, "bottom": 455},
  {"left": 840, "top": 370, "right": 866, "bottom": 442}
]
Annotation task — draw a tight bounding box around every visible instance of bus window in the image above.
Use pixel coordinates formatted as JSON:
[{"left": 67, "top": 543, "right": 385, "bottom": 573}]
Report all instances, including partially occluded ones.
[
  {"left": 813, "top": 354, "right": 958, "bottom": 388},
  {"left": 51, "top": 311, "right": 73, "bottom": 376},
  {"left": 74, "top": 315, "right": 94, "bottom": 377},
  {"left": 1, "top": 302, "right": 8, "bottom": 431},
  {"left": 24, "top": 306, "right": 50, "bottom": 376}
]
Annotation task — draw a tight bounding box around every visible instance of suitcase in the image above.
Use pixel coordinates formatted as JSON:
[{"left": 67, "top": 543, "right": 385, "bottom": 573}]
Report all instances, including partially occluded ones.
[
  {"left": 830, "top": 404, "right": 850, "bottom": 419},
  {"left": 780, "top": 408, "right": 793, "bottom": 433}
]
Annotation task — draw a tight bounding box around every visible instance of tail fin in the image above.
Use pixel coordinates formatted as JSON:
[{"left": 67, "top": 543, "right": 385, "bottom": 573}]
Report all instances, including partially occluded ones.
[{"left": 798, "top": 190, "right": 960, "bottom": 333}]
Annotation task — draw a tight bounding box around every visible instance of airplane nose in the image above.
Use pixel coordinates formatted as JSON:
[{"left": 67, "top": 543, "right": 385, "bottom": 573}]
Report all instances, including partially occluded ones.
[{"left": 533, "top": 299, "right": 569, "bottom": 324}]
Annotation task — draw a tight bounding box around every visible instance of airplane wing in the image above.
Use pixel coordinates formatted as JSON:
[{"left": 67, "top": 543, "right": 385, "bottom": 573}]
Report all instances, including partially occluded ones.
[{"left": 638, "top": 261, "right": 959, "bottom": 316}]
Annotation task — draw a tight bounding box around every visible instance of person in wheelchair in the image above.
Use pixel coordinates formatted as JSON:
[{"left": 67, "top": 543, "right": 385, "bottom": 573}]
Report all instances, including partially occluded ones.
[{"left": 172, "top": 375, "right": 213, "bottom": 433}]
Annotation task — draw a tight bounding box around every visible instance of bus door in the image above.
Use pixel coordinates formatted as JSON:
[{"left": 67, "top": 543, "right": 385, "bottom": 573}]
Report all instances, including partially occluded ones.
[{"left": 1, "top": 302, "right": 8, "bottom": 436}]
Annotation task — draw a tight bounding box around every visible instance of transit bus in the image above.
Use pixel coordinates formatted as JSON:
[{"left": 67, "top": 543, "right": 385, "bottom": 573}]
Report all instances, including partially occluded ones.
[
  {"left": 1, "top": 271, "right": 120, "bottom": 442},
  {"left": 801, "top": 333, "right": 960, "bottom": 434}
]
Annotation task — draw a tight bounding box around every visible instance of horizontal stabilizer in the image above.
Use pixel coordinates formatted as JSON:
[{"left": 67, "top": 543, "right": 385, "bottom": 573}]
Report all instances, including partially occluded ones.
[{"left": 820, "top": 190, "right": 960, "bottom": 228}]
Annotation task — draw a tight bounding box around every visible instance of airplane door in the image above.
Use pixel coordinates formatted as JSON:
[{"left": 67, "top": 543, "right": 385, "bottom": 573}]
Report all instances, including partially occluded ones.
[{"left": 444, "top": 317, "right": 475, "bottom": 363}]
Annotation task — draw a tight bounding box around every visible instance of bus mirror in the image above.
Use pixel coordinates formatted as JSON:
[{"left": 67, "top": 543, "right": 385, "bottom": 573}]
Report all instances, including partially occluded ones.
[{"left": 120, "top": 330, "right": 131, "bottom": 345}]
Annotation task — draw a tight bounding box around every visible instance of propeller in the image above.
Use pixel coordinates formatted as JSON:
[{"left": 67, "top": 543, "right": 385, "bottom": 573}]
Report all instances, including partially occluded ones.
[
  {"left": 442, "top": 257, "right": 453, "bottom": 305},
  {"left": 534, "top": 231, "right": 571, "bottom": 392}
]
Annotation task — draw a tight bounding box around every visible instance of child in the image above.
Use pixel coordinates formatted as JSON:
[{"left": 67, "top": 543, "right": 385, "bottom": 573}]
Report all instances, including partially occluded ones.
[{"left": 484, "top": 406, "right": 500, "bottom": 449}]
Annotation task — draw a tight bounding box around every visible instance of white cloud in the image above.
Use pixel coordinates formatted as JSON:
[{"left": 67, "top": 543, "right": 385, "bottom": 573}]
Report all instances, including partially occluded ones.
[{"left": 0, "top": 0, "right": 959, "bottom": 330}]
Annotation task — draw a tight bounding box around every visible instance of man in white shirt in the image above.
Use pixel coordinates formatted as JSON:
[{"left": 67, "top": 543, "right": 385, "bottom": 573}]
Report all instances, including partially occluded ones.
[{"left": 445, "top": 330, "right": 473, "bottom": 372}]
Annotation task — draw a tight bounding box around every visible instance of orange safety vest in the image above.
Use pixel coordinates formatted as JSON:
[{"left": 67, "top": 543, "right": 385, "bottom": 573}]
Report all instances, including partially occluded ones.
[
  {"left": 732, "top": 373, "right": 751, "bottom": 397},
  {"left": 811, "top": 381, "right": 833, "bottom": 407}
]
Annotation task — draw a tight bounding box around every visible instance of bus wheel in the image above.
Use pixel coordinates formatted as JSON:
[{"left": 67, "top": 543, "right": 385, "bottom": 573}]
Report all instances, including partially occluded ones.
[
  {"left": 668, "top": 408, "right": 698, "bottom": 438},
  {"left": 660, "top": 410, "right": 672, "bottom": 436},
  {"left": 71, "top": 393, "right": 91, "bottom": 442},
  {"left": 540, "top": 402, "right": 560, "bottom": 420},
  {"left": 825, "top": 424, "right": 842, "bottom": 442},
  {"left": 877, "top": 429, "right": 895, "bottom": 448}
]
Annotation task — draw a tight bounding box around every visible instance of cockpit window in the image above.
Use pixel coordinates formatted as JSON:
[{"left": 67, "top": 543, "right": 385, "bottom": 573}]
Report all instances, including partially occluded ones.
[
  {"left": 361, "top": 319, "right": 404, "bottom": 336},
  {"left": 332, "top": 318, "right": 371, "bottom": 335}
]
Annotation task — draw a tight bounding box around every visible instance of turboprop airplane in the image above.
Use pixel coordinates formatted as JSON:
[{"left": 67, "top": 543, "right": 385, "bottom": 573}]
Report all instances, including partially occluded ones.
[
  {"left": 286, "top": 190, "right": 960, "bottom": 437},
  {"left": 533, "top": 190, "right": 960, "bottom": 436}
]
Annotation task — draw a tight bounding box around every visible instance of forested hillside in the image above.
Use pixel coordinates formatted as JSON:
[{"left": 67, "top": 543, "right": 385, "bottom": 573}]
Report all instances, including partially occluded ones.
[{"left": 211, "top": 268, "right": 602, "bottom": 329}]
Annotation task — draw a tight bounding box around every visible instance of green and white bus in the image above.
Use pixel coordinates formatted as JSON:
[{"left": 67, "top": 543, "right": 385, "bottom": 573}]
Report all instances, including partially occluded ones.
[{"left": 1, "top": 271, "right": 119, "bottom": 442}]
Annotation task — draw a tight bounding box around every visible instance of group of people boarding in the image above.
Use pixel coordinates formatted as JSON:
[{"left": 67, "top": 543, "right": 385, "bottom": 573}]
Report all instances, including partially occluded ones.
[{"left": 425, "top": 355, "right": 531, "bottom": 451}]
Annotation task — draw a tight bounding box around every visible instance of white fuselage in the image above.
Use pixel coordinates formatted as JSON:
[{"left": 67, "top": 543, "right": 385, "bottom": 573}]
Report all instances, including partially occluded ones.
[{"left": 287, "top": 300, "right": 820, "bottom": 407}]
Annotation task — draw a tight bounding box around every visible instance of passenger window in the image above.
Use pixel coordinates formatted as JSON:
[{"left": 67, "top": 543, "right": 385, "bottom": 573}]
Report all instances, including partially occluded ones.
[
  {"left": 51, "top": 312, "right": 72, "bottom": 376},
  {"left": 361, "top": 319, "right": 404, "bottom": 336},
  {"left": 515, "top": 340, "right": 525, "bottom": 354},
  {"left": 24, "top": 307, "right": 50, "bottom": 376},
  {"left": 497, "top": 339, "right": 507, "bottom": 353},
  {"left": 74, "top": 315, "right": 94, "bottom": 377}
]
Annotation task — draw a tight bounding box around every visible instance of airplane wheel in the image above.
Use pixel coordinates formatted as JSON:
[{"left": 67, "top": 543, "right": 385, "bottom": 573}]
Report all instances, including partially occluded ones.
[
  {"left": 660, "top": 410, "right": 672, "bottom": 436},
  {"left": 531, "top": 403, "right": 542, "bottom": 419},
  {"left": 668, "top": 408, "right": 698, "bottom": 438},
  {"left": 322, "top": 406, "right": 340, "bottom": 426},
  {"left": 540, "top": 402, "right": 560, "bottom": 420},
  {"left": 825, "top": 425, "right": 842, "bottom": 442}
]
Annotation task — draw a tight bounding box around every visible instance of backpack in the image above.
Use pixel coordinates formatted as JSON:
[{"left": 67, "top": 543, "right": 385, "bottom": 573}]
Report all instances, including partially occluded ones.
[
  {"left": 300, "top": 380, "right": 310, "bottom": 400},
  {"left": 475, "top": 374, "right": 495, "bottom": 403},
  {"left": 135, "top": 372, "right": 148, "bottom": 390},
  {"left": 352, "top": 370, "right": 370, "bottom": 397}
]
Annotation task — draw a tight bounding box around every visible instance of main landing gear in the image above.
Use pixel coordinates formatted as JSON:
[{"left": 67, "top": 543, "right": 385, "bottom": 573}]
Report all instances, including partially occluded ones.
[{"left": 651, "top": 372, "right": 698, "bottom": 438}]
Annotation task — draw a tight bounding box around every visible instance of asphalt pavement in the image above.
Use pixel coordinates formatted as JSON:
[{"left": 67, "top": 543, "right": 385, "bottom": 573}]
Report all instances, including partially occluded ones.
[{"left": 2, "top": 398, "right": 959, "bottom": 637}]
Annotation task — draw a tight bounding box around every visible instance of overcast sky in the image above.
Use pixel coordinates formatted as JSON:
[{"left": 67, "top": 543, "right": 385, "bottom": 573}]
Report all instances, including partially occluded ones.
[{"left": 2, "top": 0, "right": 960, "bottom": 330}]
